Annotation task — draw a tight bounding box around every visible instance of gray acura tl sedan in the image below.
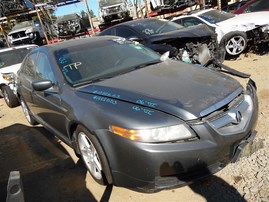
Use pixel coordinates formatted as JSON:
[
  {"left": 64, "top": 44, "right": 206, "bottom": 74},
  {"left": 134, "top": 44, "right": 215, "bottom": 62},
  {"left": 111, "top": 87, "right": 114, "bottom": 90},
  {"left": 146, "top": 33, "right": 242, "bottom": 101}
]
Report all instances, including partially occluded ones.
[{"left": 16, "top": 36, "right": 258, "bottom": 192}]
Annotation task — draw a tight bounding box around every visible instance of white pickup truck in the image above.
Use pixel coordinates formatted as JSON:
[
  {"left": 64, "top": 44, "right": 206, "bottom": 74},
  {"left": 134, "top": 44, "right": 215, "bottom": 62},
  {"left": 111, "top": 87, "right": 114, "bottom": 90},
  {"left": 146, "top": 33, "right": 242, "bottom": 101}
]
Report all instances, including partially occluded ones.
[{"left": 0, "top": 44, "right": 38, "bottom": 108}]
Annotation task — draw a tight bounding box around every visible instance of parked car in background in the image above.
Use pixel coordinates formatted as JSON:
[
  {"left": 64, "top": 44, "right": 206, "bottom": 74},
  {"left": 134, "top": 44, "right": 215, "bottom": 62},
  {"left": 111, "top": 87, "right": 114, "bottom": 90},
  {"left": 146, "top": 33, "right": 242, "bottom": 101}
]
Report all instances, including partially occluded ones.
[
  {"left": 99, "top": 18, "right": 226, "bottom": 66},
  {"left": 55, "top": 14, "right": 88, "bottom": 37},
  {"left": 222, "top": 0, "right": 248, "bottom": 13},
  {"left": 7, "top": 20, "right": 46, "bottom": 46},
  {"left": 0, "top": 44, "right": 37, "bottom": 108},
  {"left": 171, "top": 9, "right": 269, "bottom": 56},
  {"left": 0, "top": 0, "right": 34, "bottom": 17},
  {"left": 233, "top": 0, "right": 269, "bottom": 14},
  {"left": 98, "top": 0, "right": 131, "bottom": 24},
  {"left": 17, "top": 36, "right": 258, "bottom": 192}
]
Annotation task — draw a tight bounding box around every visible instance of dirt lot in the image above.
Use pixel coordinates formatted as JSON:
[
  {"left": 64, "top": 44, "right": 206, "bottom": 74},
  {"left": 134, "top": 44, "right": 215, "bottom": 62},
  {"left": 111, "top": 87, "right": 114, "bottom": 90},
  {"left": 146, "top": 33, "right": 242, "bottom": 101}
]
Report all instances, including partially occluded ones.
[{"left": 0, "top": 51, "right": 268, "bottom": 202}]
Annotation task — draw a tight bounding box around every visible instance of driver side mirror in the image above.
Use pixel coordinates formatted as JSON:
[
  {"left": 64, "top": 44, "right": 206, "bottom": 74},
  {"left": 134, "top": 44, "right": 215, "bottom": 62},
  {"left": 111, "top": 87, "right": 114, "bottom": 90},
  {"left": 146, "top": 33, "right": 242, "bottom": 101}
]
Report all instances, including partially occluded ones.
[{"left": 32, "top": 80, "right": 53, "bottom": 91}]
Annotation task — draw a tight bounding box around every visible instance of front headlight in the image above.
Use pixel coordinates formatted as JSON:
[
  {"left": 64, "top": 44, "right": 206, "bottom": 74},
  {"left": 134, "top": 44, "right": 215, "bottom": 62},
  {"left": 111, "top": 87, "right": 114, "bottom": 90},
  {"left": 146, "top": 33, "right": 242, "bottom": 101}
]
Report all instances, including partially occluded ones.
[
  {"left": 110, "top": 124, "right": 196, "bottom": 143},
  {"left": 103, "top": 9, "right": 107, "bottom": 15},
  {"left": 2, "top": 73, "right": 15, "bottom": 82},
  {"left": 25, "top": 28, "right": 34, "bottom": 34}
]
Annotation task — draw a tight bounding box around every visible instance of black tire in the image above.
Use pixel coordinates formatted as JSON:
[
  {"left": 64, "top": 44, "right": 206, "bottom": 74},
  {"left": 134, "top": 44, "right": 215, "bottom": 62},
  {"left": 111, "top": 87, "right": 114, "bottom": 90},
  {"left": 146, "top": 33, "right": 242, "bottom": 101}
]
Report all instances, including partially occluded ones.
[
  {"left": 20, "top": 99, "right": 39, "bottom": 125},
  {"left": 2, "top": 86, "right": 20, "bottom": 108},
  {"left": 221, "top": 31, "right": 248, "bottom": 56},
  {"left": 34, "top": 32, "right": 45, "bottom": 46},
  {"left": 76, "top": 125, "right": 112, "bottom": 185},
  {"left": 0, "top": 88, "right": 3, "bottom": 98}
]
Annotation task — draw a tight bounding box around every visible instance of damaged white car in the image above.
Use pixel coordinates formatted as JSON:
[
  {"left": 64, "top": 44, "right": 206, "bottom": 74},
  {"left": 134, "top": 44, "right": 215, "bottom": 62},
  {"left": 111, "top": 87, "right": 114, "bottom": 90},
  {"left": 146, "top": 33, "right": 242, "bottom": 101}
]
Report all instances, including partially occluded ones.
[
  {"left": 172, "top": 9, "right": 269, "bottom": 56},
  {"left": 0, "top": 44, "right": 38, "bottom": 108}
]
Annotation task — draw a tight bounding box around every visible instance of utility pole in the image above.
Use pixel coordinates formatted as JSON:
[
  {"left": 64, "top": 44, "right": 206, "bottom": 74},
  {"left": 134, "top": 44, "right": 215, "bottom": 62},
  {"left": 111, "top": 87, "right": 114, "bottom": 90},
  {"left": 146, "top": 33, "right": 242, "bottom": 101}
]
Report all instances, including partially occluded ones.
[
  {"left": 35, "top": 3, "right": 49, "bottom": 44},
  {"left": 0, "top": 24, "right": 10, "bottom": 47},
  {"left": 218, "top": 0, "right": 222, "bottom": 10},
  {"left": 144, "top": 0, "right": 149, "bottom": 18},
  {"left": 83, "top": 0, "right": 96, "bottom": 36}
]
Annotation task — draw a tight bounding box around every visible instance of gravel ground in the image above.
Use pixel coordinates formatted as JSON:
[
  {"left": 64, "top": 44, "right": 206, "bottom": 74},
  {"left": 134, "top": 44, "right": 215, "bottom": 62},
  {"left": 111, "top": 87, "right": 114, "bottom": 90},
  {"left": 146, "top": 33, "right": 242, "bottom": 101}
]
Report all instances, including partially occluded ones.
[{"left": 215, "top": 52, "right": 269, "bottom": 202}]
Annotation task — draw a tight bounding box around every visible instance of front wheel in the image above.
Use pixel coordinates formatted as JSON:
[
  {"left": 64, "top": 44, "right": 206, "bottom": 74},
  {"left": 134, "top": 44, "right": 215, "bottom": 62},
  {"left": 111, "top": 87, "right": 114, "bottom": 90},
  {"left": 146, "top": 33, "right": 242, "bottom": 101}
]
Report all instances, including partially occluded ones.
[
  {"left": 221, "top": 32, "right": 248, "bottom": 56},
  {"left": 2, "top": 85, "right": 20, "bottom": 108},
  {"left": 20, "top": 99, "right": 38, "bottom": 125},
  {"left": 76, "top": 125, "right": 112, "bottom": 185}
]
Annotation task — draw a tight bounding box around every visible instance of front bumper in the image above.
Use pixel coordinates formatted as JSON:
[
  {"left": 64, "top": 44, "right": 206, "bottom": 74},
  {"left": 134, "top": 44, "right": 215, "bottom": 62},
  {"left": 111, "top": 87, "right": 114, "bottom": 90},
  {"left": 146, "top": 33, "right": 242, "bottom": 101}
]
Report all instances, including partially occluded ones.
[
  {"left": 96, "top": 79, "right": 258, "bottom": 192},
  {"left": 249, "top": 25, "right": 269, "bottom": 45},
  {"left": 97, "top": 128, "right": 257, "bottom": 192},
  {"left": 9, "top": 33, "right": 37, "bottom": 45}
]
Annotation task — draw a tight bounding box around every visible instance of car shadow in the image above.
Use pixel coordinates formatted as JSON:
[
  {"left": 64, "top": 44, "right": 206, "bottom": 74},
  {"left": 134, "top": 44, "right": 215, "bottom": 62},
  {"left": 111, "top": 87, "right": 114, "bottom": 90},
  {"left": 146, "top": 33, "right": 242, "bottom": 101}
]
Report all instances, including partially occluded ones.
[
  {"left": 0, "top": 123, "right": 111, "bottom": 202},
  {"left": 189, "top": 175, "right": 246, "bottom": 202},
  {"left": 159, "top": 161, "right": 246, "bottom": 202},
  {"left": 1, "top": 123, "right": 247, "bottom": 201}
]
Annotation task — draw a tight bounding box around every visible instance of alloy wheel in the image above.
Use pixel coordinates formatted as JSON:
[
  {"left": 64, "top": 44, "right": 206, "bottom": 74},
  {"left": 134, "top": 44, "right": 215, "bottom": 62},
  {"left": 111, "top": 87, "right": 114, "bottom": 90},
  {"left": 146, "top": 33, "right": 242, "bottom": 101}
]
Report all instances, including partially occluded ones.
[
  {"left": 21, "top": 100, "right": 32, "bottom": 123},
  {"left": 226, "top": 35, "right": 247, "bottom": 56},
  {"left": 78, "top": 132, "right": 103, "bottom": 180}
]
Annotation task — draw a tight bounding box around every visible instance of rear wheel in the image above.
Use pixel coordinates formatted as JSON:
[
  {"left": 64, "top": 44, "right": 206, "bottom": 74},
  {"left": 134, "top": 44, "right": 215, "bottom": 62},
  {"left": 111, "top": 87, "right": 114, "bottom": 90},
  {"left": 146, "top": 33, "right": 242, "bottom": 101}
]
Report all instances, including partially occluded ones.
[
  {"left": 21, "top": 99, "right": 38, "bottom": 125},
  {"left": 76, "top": 125, "right": 112, "bottom": 185},
  {"left": 2, "top": 86, "right": 20, "bottom": 108}
]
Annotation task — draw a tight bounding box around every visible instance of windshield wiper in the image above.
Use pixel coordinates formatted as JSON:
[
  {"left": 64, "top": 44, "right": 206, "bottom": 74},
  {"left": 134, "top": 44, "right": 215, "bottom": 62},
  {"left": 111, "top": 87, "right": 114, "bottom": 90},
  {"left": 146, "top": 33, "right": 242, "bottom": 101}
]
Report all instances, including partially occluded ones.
[
  {"left": 118, "top": 60, "right": 161, "bottom": 75},
  {"left": 73, "top": 75, "right": 115, "bottom": 87}
]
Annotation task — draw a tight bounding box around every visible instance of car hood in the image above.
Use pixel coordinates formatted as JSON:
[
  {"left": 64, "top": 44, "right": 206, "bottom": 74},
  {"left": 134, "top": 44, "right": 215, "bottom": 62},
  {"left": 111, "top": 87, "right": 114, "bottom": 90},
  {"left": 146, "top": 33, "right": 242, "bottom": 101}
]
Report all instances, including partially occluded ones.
[
  {"left": 77, "top": 60, "right": 243, "bottom": 121},
  {"left": 217, "top": 11, "right": 269, "bottom": 32},
  {"left": 0, "top": 64, "right": 21, "bottom": 74},
  {"left": 8, "top": 26, "right": 33, "bottom": 35},
  {"left": 149, "top": 24, "right": 213, "bottom": 42}
]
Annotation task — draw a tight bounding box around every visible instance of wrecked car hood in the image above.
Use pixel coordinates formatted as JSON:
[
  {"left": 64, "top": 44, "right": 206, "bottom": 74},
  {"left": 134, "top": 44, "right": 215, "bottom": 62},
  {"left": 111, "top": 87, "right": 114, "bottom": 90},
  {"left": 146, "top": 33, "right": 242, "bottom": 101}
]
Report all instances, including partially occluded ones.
[
  {"left": 78, "top": 60, "right": 243, "bottom": 121},
  {"left": 217, "top": 11, "right": 269, "bottom": 33},
  {"left": 149, "top": 24, "right": 213, "bottom": 42}
]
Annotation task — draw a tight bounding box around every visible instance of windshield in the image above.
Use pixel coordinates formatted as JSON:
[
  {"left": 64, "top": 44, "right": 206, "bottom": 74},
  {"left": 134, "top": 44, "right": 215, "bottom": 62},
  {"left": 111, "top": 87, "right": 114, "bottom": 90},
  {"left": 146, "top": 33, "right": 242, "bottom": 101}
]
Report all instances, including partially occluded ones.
[
  {"left": 54, "top": 39, "right": 161, "bottom": 86},
  {"left": 99, "top": 0, "right": 124, "bottom": 7},
  {"left": 12, "top": 21, "right": 33, "bottom": 30},
  {"left": 199, "top": 10, "right": 235, "bottom": 24},
  {"left": 0, "top": 47, "right": 35, "bottom": 69},
  {"left": 130, "top": 19, "right": 184, "bottom": 36}
]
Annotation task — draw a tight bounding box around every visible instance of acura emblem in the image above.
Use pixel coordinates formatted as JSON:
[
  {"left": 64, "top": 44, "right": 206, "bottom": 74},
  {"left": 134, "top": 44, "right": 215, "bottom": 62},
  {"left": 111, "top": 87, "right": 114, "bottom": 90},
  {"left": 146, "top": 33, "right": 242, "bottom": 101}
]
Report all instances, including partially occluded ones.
[{"left": 228, "top": 111, "right": 242, "bottom": 125}]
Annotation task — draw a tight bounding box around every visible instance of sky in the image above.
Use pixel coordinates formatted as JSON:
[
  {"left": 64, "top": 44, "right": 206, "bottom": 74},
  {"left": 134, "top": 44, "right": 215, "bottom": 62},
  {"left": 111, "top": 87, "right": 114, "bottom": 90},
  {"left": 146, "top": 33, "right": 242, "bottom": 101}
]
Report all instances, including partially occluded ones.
[{"left": 54, "top": 0, "right": 99, "bottom": 17}]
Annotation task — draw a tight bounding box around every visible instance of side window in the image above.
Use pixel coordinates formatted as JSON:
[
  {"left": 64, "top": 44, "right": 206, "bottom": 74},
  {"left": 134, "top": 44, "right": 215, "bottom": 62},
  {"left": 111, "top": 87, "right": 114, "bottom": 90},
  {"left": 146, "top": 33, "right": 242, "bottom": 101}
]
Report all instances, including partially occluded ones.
[
  {"left": 116, "top": 27, "right": 139, "bottom": 39},
  {"left": 173, "top": 19, "right": 183, "bottom": 26},
  {"left": 20, "top": 53, "right": 37, "bottom": 77},
  {"left": 35, "top": 52, "right": 55, "bottom": 82},
  {"left": 100, "top": 28, "right": 114, "bottom": 35},
  {"left": 182, "top": 17, "right": 203, "bottom": 27}
]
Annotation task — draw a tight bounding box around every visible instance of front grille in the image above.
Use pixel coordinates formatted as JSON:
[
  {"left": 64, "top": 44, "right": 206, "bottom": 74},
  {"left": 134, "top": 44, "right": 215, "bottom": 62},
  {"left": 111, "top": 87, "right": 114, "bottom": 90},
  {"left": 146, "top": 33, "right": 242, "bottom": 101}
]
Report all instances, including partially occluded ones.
[
  {"left": 10, "top": 31, "right": 26, "bottom": 39},
  {"left": 207, "top": 93, "right": 253, "bottom": 135},
  {"left": 107, "top": 6, "right": 121, "bottom": 14}
]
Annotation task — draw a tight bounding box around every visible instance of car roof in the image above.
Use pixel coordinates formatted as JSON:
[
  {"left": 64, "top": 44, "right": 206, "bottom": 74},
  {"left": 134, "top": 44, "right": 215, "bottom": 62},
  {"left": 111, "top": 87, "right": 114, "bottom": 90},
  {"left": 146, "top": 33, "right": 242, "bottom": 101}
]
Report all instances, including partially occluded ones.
[
  {"left": 172, "top": 9, "right": 214, "bottom": 20},
  {"left": 101, "top": 18, "right": 168, "bottom": 30},
  {"left": 0, "top": 44, "right": 38, "bottom": 53},
  {"left": 44, "top": 36, "right": 122, "bottom": 52}
]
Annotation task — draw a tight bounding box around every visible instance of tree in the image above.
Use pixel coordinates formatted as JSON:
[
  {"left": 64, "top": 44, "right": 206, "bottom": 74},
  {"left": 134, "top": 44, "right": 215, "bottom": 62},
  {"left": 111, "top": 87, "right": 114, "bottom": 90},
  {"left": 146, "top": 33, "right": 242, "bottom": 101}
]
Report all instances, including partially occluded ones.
[{"left": 80, "top": 9, "right": 95, "bottom": 18}]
